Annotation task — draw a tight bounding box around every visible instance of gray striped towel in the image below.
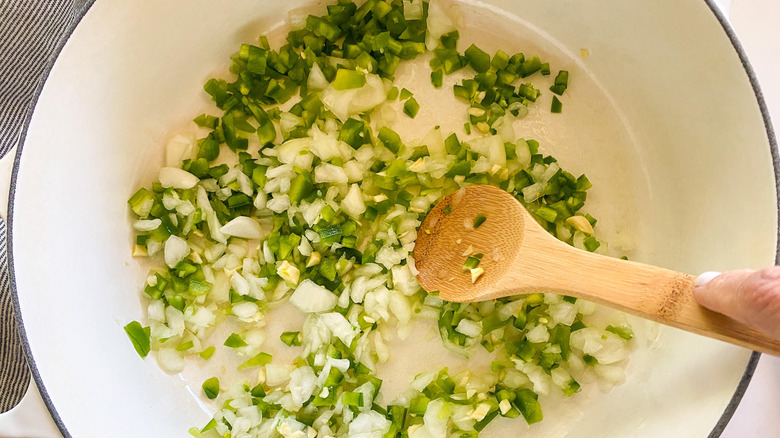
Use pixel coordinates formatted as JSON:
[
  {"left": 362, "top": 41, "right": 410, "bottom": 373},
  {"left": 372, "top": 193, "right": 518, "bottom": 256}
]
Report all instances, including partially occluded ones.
[
  {"left": 0, "top": 0, "right": 90, "bottom": 413},
  {"left": 0, "top": 218, "right": 27, "bottom": 413}
]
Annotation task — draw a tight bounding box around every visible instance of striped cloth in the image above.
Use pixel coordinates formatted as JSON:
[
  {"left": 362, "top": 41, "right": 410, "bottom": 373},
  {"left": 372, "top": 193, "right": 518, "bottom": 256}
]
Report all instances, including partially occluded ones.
[
  {"left": 0, "top": 218, "right": 26, "bottom": 413},
  {"left": 0, "top": 0, "right": 90, "bottom": 413}
]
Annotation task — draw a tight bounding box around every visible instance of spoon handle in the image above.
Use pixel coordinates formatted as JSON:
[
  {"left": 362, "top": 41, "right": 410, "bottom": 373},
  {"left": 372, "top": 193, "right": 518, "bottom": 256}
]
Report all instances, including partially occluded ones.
[{"left": 497, "top": 233, "right": 780, "bottom": 355}]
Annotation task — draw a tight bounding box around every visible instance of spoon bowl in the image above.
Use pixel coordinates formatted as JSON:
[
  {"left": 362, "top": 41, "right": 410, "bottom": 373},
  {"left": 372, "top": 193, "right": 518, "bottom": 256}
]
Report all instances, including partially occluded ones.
[
  {"left": 414, "top": 184, "right": 527, "bottom": 301},
  {"left": 414, "top": 185, "right": 780, "bottom": 355}
]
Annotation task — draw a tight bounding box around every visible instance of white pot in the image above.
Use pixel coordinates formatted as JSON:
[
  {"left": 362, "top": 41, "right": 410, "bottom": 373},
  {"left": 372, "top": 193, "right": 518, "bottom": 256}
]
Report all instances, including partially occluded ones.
[{"left": 8, "top": 0, "right": 777, "bottom": 437}]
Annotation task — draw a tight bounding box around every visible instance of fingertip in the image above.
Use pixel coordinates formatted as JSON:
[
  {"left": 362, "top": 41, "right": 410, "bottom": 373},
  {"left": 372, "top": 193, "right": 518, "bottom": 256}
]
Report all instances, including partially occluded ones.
[
  {"left": 695, "top": 271, "right": 722, "bottom": 288},
  {"left": 692, "top": 270, "right": 751, "bottom": 313},
  {"left": 693, "top": 269, "right": 768, "bottom": 322},
  {"left": 693, "top": 271, "right": 724, "bottom": 310},
  {"left": 693, "top": 279, "right": 718, "bottom": 310}
]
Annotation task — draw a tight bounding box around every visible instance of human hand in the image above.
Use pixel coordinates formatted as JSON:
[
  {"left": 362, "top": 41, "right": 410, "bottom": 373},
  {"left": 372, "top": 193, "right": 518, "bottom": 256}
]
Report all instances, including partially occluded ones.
[{"left": 693, "top": 267, "right": 780, "bottom": 340}]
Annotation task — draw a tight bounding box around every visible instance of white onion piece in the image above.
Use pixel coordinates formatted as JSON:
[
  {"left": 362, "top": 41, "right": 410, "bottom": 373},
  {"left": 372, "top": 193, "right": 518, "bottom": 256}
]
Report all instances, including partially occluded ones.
[
  {"left": 165, "top": 135, "right": 194, "bottom": 167},
  {"left": 425, "top": 0, "right": 457, "bottom": 50},
  {"left": 525, "top": 324, "right": 550, "bottom": 343},
  {"left": 231, "top": 271, "right": 250, "bottom": 296},
  {"left": 321, "top": 74, "right": 386, "bottom": 122},
  {"left": 343, "top": 160, "right": 364, "bottom": 182},
  {"left": 297, "top": 237, "right": 313, "bottom": 257},
  {"left": 410, "top": 372, "right": 437, "bottom": 391},
  {"left": 277, "top": 137, "right": 311, "bottom": 164},
  {"left": 320, "top": 312, "right": 358, "bottom": 346},
  {"left": 232, "top": 302, "right": 259, "bottom": 319},
  {"left": 148, "top": 300, "right": 166, "bottom": 322},
  {"left": 522, "top": 182, "right": 543, "bottom": 203},
  {"left": 376, "top": 246, "right": 404, "bottom": 270},
  {"left": 467, "top": 135, "right": 506, "bottom": 167},
  {"left": 196, "top": 186, "right": 226, "bottom": 243},
  {"left": 220, "top": 216, "right": 263, "bottom": 240},
  {"left": 157, "top": 348, "right": 184, "bottom": 373},
  {"left": 310, "top": 126, "right": 345, "bottom": 161},
  {"left": 165, "top": 306, "right": 185, "bottom": 336},
  {"left": 158, "top": 167, "right": 199, "bottom": 189},
  {"left": 455, "top": 319, "right": 482, "bottom": 337},
  {"left": 391, "top": 265, "right": 419, "bottom": 296},
  {"left": 279, "top": 112, "right": 302, "bottom": 135},
  {"left": 422, "top": 127, "right": 446, "bottom": 160},
  {"left": 389, "top": 290, "right": 412, "bottom": 324},
  {"left": 266, "top": 194, "right": 291, "bottom": 213},
  {"left": 290, "top": 279, "right": 337, "bottom": 313},
  {"left": 265, "top": 364, "right": 294, "bottom": 386},
  {"left": 288, "top": 366, "right": 317, "bottom": 408},
  {"left": 320, "top": 87, "right": 356, "bottom": 122},
  {"left": 422, "top": 398, "right": 449, "bottom": 438},
  {"left": 266, "top": 163, "right": 294, "bottom": 179},
  {"left": 349, "top": 411, "right": 391, "bottom": 436},
  {"left": 164, "top": 235, "right": 189, "bottom": 268},
  {"left": 570, "top": 327, "right": 604, "bottom": 355},
  {"left": 253, "top": 191, "right": 268, "bottom": 210},
  {"left": 451, "top": 187, "right": 465, "bottom": 208},
  {"left": 277, "top": 260, "right": 300, "bottom": 285},
  {"left": 307, "top": 62, "right": 329, "bottom": 91},
  {"left": 342, "top": 183, "right": 366, "bottom": 218},
  {"left": 548, "top": 302, "right": 578, "bottom": 326},
  {"left": 314, "top": 163, "right": 349, "bottom": 184},
  {"left": 133, "top": 219, "right": 161, "bottom": 232},
  {"left": 349, "top": 74, "right": 387, "bottom": 115}
]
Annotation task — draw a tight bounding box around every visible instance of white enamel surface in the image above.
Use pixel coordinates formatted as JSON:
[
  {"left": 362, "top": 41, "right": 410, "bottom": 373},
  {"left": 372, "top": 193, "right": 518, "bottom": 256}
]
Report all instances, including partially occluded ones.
[{"left": 9, "top": 1, "right": 776, "bottom": 438}]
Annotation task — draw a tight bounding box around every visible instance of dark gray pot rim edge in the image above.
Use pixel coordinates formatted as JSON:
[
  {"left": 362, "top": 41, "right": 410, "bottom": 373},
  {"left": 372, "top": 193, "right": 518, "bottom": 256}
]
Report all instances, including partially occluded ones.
[{"left": 5, "top": 1, "right": 774, "bottom": 437}]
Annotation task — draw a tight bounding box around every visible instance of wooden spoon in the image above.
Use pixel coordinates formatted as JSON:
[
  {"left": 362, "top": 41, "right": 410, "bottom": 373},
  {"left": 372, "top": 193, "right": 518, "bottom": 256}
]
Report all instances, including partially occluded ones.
[{"left": 413, "top": 184, "right": 780, "bottom": 355}]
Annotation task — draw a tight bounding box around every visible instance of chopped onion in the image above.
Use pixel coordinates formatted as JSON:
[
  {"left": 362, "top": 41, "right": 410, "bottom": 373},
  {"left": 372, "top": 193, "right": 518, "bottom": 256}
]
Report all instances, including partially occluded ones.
[
  {"left": 321, "top": 74, "right": 386, "bottom": 122},
  {"left": 133, "top": 219, "right": 161, "bottom": 232},
  {"left": 164, "top": 235, "right": 189, "bottom": 268},
  {"left": 319, "top": 312, "right": 358, "bottom": 346},
  {"left": 265, "top": 363, "right": 294, "bottom": 386},
  {"left": 455, "top": 319, "right": 482, "bottom": 337},
  {"left": 290, "top": 279, "right": 338, "bottom": 313},
  {"left": 232, "top": 302, "right": 259, "bottom": 319},
  {"left": 277, "top": 260, "right": 300, "bottom": 285},
  {"left": 341, "top": 183, "right": 366, "bottom": 218},
  {"left": 314, "top": 163, "right": 349, "bottom": 184},
  {"left": 288, "top": 366, "right": 317, "bottom": 408},
  {"left": 467, "top": 135, "right": 506, "bottom": 167},
  {"left": 307, "top": 62, "right": 329, "bottom": 91},
  {"left": 158, "top": 167, "right": 199, "bottom": 189},
  {"left": 157, "top": 347, "right": 184, "bottom": 373},
  {"left": 267, "top": 194, "right": 291, "bottom": 213},
  {"left": 525, "top": 324, "right": 550, "bottom": 343},
  {"left": 349, "top": 411, "right": 392, "bottom": 437},
  {"left": 220, "top": 216, "right": 263, "bottom": 240},
  {"left": 425, "top": 0, "right": 457, "bottom": 49},
  {"left": 421, "top": 398, "right": 449, "bottom": 438},
  {"left": 165, "top": 135, "right": 194, "bottom": 167}
]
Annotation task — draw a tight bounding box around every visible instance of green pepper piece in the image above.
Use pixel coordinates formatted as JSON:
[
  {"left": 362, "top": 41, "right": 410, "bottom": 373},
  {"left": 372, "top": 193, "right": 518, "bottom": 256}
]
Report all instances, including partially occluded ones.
[
  {"left": 202, "top": 377, "right": 220, "bottom": 400},
  {"left": 377, "top": 126, "right": 402, "bottom": 154},
  {"left": 123, "top": 321, "right": 150, "bottom": 358},
  {"left": 332, "top": 69, "right": 366, "bottom": 90},
  {"left": 289, "top": 172, "right": 314, "bottom": 205},
  {"left": 465, "top": 44, "right": 491, "bottom": 73}
]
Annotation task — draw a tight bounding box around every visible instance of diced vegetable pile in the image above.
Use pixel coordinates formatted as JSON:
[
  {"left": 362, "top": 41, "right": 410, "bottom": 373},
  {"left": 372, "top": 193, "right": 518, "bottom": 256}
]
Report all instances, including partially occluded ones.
[{"left": 125, "top": 1, "right": 633, "bottom": 437}]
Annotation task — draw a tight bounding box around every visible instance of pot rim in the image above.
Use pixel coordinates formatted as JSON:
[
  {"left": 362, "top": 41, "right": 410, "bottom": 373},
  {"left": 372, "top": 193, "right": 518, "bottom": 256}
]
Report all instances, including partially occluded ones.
[{"left": 5, "top": 1, "right": 774, "bottom": 437}]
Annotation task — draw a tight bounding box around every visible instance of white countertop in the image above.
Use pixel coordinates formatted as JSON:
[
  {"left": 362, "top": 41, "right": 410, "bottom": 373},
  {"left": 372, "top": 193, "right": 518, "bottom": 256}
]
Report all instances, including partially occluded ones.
[{"left": 1, "top": 0, "right": 779, "bottom": 436}]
